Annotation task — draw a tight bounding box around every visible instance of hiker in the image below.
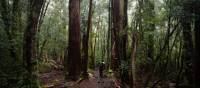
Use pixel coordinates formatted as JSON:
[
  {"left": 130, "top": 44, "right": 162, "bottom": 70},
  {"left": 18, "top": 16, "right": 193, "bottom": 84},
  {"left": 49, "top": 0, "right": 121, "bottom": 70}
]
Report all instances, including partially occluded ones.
[{"left": 99, "top": 61, "right": 105, "bottom": 78}]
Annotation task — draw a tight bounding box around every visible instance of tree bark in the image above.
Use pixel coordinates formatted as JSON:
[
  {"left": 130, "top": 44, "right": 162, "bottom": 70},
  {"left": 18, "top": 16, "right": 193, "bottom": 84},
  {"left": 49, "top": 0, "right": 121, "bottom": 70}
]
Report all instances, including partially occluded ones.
[
  {"left": 67, "top": 0, "right": 81, "bottom": 81},
  {"left": 121, "top": 0, "right": 130, "bottom": 86},
  {"left": 90, "top": 34, "right": 96, "bottom": 69},
  {"left": 111, "top": 0, "right": 124, "bottom": 73},
  {"left": 107, "top": 0, "right": 112, "bottom": 70},
  {"left": 82, "top": 0, "right": 93, "bottom": 79},
  {"left": 23, "top": 0, "right": 44, "bottom": 87},
  {"left": 123, "top": 0, "right": 128, "bottom": 61},
  {"left": 180, "top": 2, "right": 194, "bottom": 85},
  {"left": 193, "top": 1, "right": 200, "bottom": 87},
  {"left": 131, "top": 33, "right": 138, "bottom": 88},
  {"left": 111, "top": 0, "right": 116, "bottom": 71}
]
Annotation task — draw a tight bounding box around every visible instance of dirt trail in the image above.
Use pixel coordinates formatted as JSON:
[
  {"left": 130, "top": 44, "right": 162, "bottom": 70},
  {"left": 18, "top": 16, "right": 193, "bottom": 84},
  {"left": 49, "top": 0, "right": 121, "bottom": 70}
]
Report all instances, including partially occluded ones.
[
  {"left": 79, "top": 71, "right": 116, "bottom": 88},
  {"left": 39, "top": 70, "right": 119, "bottom": 88}
]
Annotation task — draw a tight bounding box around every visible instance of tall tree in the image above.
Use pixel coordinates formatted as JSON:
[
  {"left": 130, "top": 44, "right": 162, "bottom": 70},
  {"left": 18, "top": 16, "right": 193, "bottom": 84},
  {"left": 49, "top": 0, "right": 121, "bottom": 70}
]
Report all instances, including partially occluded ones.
[
  {"left": 107, "top": 0, "right": 112, "bottom": 70},
  {"left": 123, "top": 0, "right": 128, "bottom": 60},
  {"left": 180, "top": 1, "right": 194, "bottom": 85},
  {"left": 131, "top": 32, "right": 138, "bottom": 88},
  {"left": 112, "top": 0, "right": 124, "bottom": 76},
  {"left": 23, "top": 0, "right": 45, "bottom": 87},
  {"left": 67, "top": 0, "right": 81, "bottom": 80},
  {"left": 121, "top": 0, "right": 130, "bottom": 86},
  {"left": 193, "top": 1, "right": 200, "bottom": 87},
  {"left": 82, "top": 0, "right": 93, "bottom": 79},
  {"left": 111, "top": 0, "right": 116, "bottom": 71},
  {"left": 145, "top": 0, "right": 155, "bottom": 60}
]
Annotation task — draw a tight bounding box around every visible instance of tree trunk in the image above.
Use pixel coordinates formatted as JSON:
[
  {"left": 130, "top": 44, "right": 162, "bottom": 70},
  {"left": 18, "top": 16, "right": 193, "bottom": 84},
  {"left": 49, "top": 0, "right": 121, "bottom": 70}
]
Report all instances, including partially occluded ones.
[
  {"left": 111, "top": 0, "right": 124, "bottom": 74},
  {"left": 107, "top": 0, "right": 112, "bottom": 70},
  {"left": 121, "top": 0, "right": 130, "bottom": 86},
  {"left": 131, "top": 33, "right": 138, "bottom": 88},
  {"left": 23, "top": 0, "right": 44, "bottom": 87},
  {"left": 111, "top": 0, "right": 116, "bottom": 71},
  {"left": 194, "top": 1, "right": 200, "bottom": 87},
  {"left": 82, "top": 0, "right": 93, "bottom": 79},
  {"left": 90, "top": 35, "right": 96, "bottom": 69},
  {"left": 67, "top": 0, "right": 81, "bottom": 81},
  {"left": 123, "top": 0, "right": 128, "bottom": 61},
  {"left": 180, "top": 2, "right": 194, "bottom": 85}
]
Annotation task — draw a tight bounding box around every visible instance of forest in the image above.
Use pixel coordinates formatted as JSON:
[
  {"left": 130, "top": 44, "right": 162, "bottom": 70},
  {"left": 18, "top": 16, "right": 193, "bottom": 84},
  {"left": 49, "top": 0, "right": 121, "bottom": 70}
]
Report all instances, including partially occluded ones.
[{"left": 0, "top": 0, "right": 200, "bottom": 88}]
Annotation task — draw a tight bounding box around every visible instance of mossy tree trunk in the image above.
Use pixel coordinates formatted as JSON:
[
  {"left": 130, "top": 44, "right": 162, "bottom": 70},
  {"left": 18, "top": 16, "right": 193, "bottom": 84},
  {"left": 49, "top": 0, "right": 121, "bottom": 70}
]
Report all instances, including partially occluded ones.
[
  {"left": 82, "top": 0, "right": 93, "bottom": 79},
  {"left": 23, "top": 0, "right": 45, "bottom": 87}
]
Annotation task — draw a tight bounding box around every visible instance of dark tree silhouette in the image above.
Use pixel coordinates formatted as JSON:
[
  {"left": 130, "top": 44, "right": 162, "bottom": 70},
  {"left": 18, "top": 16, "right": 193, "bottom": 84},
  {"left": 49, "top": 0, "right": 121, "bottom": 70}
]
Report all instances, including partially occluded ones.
[{"left": 23, "top": 0, "right": 45, "bottom": 87}]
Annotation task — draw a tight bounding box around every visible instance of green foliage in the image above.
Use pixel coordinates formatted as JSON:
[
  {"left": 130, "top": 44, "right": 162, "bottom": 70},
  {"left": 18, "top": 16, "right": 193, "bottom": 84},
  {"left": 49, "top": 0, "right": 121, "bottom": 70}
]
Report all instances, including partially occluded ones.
[
  {"left": 38, "top": 0, "right": 67, "bottom": 64},
  {"left": 38, "top": 61, "right": 53, "bottom": 73},
  {"left": 0, "top": 0, "right": 197, "bottom": 87},
  {"left": 119, "top": 60, "right": 130, "bottom": 74},
  {"left": 0, "top": 17, "right": 24, "bottom": 88}
]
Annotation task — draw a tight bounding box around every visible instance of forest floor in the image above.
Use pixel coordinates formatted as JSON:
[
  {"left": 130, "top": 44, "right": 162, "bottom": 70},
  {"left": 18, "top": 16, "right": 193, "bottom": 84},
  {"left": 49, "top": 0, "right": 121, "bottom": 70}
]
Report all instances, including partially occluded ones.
[{"left": 39, "top": 69, "right": 120, "bottom": 88}]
